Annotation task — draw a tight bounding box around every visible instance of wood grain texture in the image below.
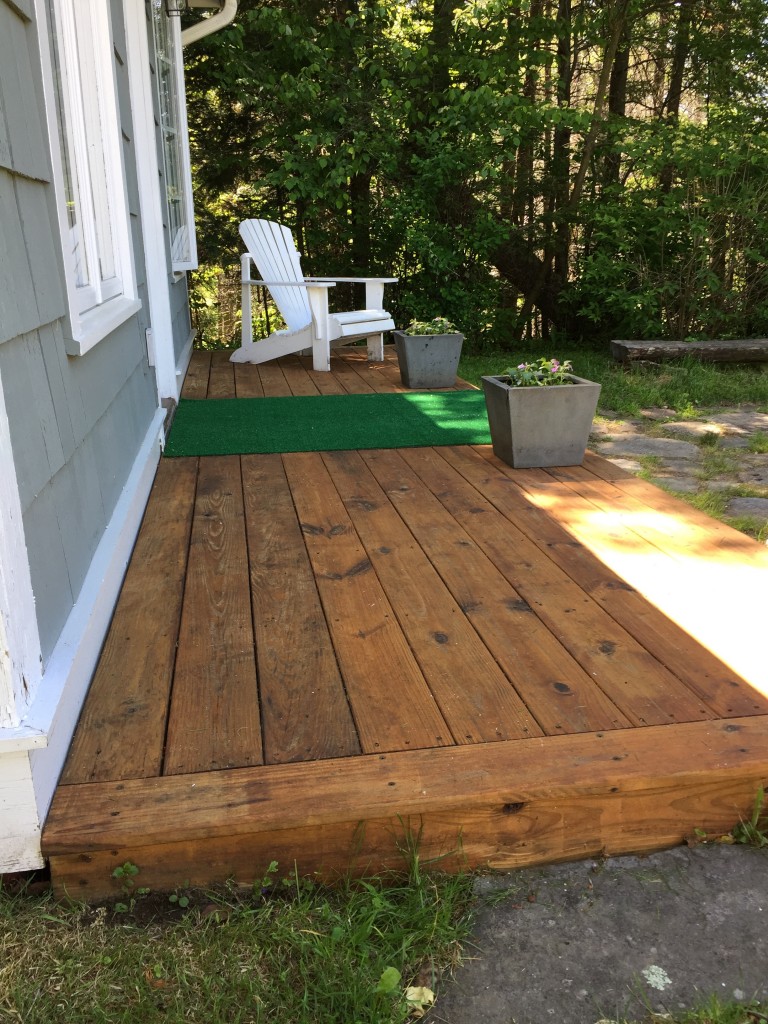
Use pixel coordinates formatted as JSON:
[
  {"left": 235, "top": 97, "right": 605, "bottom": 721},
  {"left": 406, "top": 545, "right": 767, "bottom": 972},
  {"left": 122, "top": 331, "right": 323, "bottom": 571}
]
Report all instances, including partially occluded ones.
[
  {"left": 164, "top": 456, "right": 263, "bottom": 774},
  {"left": 47, "top": 769, "right": 768, "bottom": 899},
  {"left": 44, "top": 716, "right": 768, "bottom": 853},
  {"left": 207, "top": 349, "right": 237, "bottom": 399},
  {"left": 362, "top": 448, "right": 629, "bottom": 734},
  {"left": 323, "top": 449, "right": 542, "bottom": 743},
  {"left": 283, "top": 451, "right": 452, "bottom": 752},
  {"left": 233, "top": 363, "right": 265, "bottom": 398},
  {"left": 181, "top": 350, "right": 211, "bottom": 399},
  {"left": 450, "top": 446, "right": 768, "bottom": 718},
  {"left": 60, "top": 458, "right": 197, "bottom": 783},
  {"left": 256, "top": 361, "right": 292, "bottom": 397},
  {"left": 419, "top": 445, "right": 712, "bottom": 725},
  {"left": 242, "top": 454, "right": 360, "bottom": 763},
  {"left": 277, "top": 356, "right": 321, "bottom": 396}
]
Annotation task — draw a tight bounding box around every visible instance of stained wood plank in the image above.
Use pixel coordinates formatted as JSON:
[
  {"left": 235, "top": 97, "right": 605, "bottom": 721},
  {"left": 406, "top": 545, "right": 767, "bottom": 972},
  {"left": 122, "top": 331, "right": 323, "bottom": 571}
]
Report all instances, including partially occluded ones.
[
  {"left": 181, "top": 350, "right": 211, "bottom": 399},
  {"left": 164, "top": 456, "right": 262, "bottom": 774},
  {"left": 277, "top": 356, "right": 321, "bottom": 396},
  {"left": 282, "top": 451, "right": 452, "bottom": 752},
  {"left": 234, "top": 363, "right": 265, "bottom": 398},
  {"left": 361, "top": 449, "right": 629, "bottom": 734},
  {"left": 257, "top": 361, "right": 292, "bottom": 397},
  {"left": 503, "top": 460, "right": 768, "bottom": 694},
  {"left": 60, "top": 459, "right": 198, "bottom": 783},
  {"left": 207, "top": 349, "right": 237, "bottom": 399},
  {"left": 582, "top": 452, "right": 768, "bottom": 569},
  {"left": 46, "top": 768, "right": 768, "bottom": 899},
  {"left": 330, "top": 355, "right": 377, "bottom": 394},
  {"left": 323, "top": 450, "right": 542, "bottom": 743},
  {"left": 446, "top": 446, "right": 768, "bottom": 719},
  {"left": 44, "top": 716, "right": 768, "bottom": 853},
  {"left": 434, "top": 446, "right": 729, "bottom": 720},
  {"left": 242, "top": 454, "right": 360, "bottom": 763}
]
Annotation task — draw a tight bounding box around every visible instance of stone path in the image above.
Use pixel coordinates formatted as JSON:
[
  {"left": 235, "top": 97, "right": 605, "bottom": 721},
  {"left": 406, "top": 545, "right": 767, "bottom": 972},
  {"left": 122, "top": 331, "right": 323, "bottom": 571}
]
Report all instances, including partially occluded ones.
[{"left": 589, "top": 405, "right": 768, "bottom": 536}]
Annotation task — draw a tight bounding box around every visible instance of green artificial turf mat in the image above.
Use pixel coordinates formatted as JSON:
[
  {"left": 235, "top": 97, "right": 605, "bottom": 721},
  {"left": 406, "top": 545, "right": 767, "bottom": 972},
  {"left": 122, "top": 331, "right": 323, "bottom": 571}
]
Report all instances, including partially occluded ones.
[{"left": 164, "top": 390, "right": 491, "bottom": 456}]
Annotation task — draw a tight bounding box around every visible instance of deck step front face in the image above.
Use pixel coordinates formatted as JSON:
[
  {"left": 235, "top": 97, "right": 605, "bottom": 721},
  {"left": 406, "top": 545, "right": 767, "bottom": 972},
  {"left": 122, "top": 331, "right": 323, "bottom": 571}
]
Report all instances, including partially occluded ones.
[
  {"left": 46, "top": 349, "right": 768, "bottom": 897},
  {"left": 45, "top": 718, "right": 768, "bottom": 899}
]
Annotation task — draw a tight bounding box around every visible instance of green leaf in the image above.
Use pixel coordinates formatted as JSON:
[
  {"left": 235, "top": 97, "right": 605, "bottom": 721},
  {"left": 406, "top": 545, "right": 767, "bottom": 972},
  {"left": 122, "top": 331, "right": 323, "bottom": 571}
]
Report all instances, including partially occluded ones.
[{"left": 374, "top": 966, "right": 401, "bottom": 995}]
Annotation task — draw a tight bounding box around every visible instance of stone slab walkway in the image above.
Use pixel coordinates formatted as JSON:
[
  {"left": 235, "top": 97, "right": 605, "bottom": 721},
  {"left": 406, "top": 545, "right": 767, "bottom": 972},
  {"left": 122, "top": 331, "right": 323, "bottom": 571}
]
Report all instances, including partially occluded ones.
[{"left": 589, "top": 405, "right": 768, "bottom": 534}]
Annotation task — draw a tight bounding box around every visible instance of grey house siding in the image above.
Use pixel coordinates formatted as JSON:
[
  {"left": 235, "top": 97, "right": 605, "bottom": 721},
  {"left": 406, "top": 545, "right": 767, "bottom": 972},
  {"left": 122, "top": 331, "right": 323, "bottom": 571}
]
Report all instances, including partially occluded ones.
[{"left": 0, "top": 0, "right": 158, "bottom": 662}]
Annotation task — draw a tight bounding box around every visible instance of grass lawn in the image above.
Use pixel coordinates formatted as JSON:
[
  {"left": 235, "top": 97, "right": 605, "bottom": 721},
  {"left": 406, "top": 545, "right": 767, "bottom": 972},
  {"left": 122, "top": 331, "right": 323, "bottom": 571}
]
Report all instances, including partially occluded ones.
[{"left": 0, "top": 859, "right": 473, "bottom": 1024}]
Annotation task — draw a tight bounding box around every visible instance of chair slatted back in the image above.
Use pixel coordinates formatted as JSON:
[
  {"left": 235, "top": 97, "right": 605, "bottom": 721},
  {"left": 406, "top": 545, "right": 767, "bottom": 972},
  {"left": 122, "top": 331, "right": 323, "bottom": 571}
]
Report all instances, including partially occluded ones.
[{"left": 239, "top": 220, "right": 312, "bottom": 332}]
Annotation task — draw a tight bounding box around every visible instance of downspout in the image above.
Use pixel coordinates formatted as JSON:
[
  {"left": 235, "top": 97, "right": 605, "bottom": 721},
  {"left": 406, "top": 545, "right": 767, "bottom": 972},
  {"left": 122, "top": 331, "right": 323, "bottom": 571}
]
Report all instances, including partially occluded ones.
[{"left": 181, "top": 0, "right": 237, "bottom": 47}]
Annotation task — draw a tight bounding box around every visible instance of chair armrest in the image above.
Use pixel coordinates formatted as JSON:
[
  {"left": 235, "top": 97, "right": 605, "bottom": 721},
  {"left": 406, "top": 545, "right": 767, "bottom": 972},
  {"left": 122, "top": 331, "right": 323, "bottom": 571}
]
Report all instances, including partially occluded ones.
[
  {"left": 304, "top": 277, "right": 398, "bottom": 284},
  {"left": 244, "top": 279, "right": 336, "bottom": 289}
]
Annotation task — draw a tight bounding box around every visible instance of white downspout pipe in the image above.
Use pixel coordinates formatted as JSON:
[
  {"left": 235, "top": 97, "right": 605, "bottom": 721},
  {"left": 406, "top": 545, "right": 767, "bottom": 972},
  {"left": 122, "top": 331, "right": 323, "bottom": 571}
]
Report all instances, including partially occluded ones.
[{"left": 181, "top": 0, "right": 237, "bottom": 47}]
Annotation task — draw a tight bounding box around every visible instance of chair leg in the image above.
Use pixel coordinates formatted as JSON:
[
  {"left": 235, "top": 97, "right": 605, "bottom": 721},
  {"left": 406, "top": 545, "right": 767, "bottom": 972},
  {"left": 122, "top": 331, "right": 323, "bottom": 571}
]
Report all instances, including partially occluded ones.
[
  {"left": 312, "top": 337, "right": 331, "bottom": 372},
  {"left": 367, "top": 333, "right": 384, "bottom": 362}
]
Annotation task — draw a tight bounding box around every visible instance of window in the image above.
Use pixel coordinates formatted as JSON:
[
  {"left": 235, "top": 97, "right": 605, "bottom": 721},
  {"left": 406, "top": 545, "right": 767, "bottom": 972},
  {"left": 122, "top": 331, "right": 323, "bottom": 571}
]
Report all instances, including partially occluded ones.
[
  {"left": 151, "top": 3, "right": 197, "bottom": 272},
  {"left": 40, "top": 0, "right": 139, "bottom": 355}
]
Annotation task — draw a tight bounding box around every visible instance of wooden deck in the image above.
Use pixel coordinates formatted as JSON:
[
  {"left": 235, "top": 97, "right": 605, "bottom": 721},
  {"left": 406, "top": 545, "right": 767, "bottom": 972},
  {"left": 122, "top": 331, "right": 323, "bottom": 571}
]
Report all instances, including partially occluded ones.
[{"left": 42, "top": 348, "right": 768, "bottom": 898}]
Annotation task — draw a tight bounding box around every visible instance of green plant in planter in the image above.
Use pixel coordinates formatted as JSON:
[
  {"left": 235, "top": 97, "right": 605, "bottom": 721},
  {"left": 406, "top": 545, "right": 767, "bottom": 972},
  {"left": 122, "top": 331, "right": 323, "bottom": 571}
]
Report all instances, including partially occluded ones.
[
  {"left": 403, "top": 317, "right": 457, "bottom": 336},
  {"left": 481, "top": 358, "right": 601, "bottom": 468},
  {"left": 500, "top": 357, "right": 575, "bottom": 387}
]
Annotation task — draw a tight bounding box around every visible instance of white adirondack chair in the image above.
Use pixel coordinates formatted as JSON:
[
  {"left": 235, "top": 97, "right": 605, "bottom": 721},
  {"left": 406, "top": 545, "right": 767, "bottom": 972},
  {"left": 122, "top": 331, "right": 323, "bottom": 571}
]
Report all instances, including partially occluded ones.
[{"left": 231, "top": 219, "right": 398, "bottom": 372}]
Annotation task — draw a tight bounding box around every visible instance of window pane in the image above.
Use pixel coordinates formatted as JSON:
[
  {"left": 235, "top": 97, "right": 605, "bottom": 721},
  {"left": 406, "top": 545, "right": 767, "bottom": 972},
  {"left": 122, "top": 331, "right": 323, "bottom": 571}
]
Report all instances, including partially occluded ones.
[
  {"left": 46, "top": 0, "right": 90, "bottom": 289},
  {"left": 72, "top": 12, "right": 117, "bottom": 288},
  {"left": 152, "top": 4, "right": 191, "bottom": 266}
]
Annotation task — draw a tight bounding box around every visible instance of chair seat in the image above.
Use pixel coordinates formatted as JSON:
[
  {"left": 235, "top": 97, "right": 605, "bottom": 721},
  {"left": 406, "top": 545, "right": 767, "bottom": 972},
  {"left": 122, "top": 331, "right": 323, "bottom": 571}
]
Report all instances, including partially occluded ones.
[{"left": 333, "top": 309, "right": 389, "bottom": 325}]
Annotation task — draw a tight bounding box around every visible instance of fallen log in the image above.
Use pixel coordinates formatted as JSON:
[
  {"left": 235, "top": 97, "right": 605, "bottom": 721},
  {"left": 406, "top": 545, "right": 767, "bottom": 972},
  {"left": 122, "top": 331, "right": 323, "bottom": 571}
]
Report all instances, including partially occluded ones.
[{"left": 610, "top": 339, "right": 768, "bottom": 364}]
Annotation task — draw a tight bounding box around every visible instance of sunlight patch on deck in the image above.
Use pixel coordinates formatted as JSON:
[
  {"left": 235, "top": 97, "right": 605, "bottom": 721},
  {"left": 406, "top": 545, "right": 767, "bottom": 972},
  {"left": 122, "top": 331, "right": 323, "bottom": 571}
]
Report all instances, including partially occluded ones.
[{"left": 523, "top": 485, "right": 768, "bottom": 699}]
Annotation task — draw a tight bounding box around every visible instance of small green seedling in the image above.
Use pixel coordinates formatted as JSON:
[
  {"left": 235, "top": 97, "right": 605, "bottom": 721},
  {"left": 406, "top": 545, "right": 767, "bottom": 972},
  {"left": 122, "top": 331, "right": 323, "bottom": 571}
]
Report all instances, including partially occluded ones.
[{"left": 731, "top": 787, "right": 768, "bottom": 848}]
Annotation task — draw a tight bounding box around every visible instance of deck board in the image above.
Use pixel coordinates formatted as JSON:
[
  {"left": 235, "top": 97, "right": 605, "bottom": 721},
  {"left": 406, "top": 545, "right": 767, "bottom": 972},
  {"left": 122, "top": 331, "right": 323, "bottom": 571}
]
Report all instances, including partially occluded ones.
[
  {"left": 283, "top": 450, "right": 452, "bottom": 752},
  {"left": 43, "top": 347, "right": 768, "bottom": 898},
  {"left": 164, "top": 456, "right": 263, "bottom": 774},
  {"left": 324, "top": 449, "right": 541, "bottom": 743},
  {"left": 242, "top": 454, "right": 360, "bottom": 764}
]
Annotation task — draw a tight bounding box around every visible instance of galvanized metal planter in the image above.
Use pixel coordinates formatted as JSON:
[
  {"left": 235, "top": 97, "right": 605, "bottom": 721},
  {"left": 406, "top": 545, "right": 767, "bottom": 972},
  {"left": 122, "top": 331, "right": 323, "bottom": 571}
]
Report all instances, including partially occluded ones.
[
  {"left": 481, "top": 373, "right": 601, "bottom": 468},
  {"left": 393, "top": 331, "right": 464, "bottom": 389}
]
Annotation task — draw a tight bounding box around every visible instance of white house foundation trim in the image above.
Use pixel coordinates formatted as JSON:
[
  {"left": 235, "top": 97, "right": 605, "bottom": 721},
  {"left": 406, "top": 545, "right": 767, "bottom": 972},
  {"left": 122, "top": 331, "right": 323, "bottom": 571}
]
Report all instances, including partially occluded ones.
[
  {"left": 0, "top": 406, "right": 165, "bottom": 873},
  {"left": 0, "top": 369, "right": 43, "bottom": 730}
]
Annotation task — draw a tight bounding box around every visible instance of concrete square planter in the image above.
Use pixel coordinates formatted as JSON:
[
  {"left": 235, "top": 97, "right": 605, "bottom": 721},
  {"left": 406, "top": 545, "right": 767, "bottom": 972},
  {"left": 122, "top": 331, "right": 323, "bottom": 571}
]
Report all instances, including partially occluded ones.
[
  {"left": 481, "top": 373, "right": 601, "bottom": 468},
  {"left": 393, "top": 330, "right": 464, "bottom": 389}
]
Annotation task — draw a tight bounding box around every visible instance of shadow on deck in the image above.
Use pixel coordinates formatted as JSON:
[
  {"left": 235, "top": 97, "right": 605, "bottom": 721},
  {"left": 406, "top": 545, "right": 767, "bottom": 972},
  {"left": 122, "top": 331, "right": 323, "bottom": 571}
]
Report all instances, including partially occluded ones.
[{"left": 42, "top": 348, "right": 768, "bottom": 898}]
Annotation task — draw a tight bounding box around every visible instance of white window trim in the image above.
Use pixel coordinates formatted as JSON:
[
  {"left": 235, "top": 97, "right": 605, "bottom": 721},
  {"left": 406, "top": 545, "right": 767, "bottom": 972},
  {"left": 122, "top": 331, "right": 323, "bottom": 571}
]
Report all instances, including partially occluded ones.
[
  {"left": 36, "top": 0, "right": 140, "bottom": 356},
  {"left": 153, "top": 12, "right": 197, "bottom": 273}
]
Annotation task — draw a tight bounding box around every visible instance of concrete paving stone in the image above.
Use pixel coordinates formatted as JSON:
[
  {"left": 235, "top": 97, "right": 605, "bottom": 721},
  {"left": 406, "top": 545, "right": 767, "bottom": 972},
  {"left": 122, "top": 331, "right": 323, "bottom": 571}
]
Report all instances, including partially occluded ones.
[
  {"left": 719, "top": 436, "right": 752, "bottom": 449},
  {"left": 725, "top": 496, "right": 768, "bottom": 520},
  {"left": 707, "top": 408, "right": 768, "bottom": 433},
  {"left": 592, "top": 419, "right": 646, "bottom": 438},
  {"left": 431, "top": 846, "right": 768, "bottom": 1024},
  {"left": 736, "top": 464, "right": 768, "bottom": 488},
  {"left": 600, "top": 456, "right": 643, "bottom": 473},
  {"left": 638, "top": 407, "right": 677, "bottom": 421},
  {"left": 660, "top": 421, "right": 724, "bottom": 439},
  {"left": 651, "top": 476, "right": 700, "bottom": 494},
  {"left": 595, "top": 436, "right": 701, "bottom": 460}
]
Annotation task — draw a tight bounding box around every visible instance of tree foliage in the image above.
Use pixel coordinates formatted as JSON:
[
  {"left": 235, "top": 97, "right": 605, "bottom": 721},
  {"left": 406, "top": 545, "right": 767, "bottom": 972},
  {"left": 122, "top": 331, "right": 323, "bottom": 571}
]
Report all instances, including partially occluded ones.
[{"left": 184, "top": 0, "right": 768, "bottom": 350}]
